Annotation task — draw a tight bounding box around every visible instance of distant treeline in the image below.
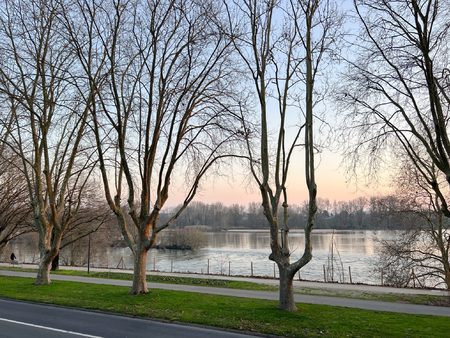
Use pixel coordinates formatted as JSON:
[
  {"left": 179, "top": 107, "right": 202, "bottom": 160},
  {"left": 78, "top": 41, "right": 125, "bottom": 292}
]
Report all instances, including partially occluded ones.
[{"left": 161, "top": 196, "right": 419, "bottom": 230}]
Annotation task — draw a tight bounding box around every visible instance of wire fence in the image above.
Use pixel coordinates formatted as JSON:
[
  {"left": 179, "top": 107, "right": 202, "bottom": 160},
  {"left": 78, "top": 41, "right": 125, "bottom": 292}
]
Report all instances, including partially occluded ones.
[
  {"left": 84, "top": 255, "right": 392, "bottom": 287},
  {"left": 1, "top": 248, "right": 433, "bottom": 288}
]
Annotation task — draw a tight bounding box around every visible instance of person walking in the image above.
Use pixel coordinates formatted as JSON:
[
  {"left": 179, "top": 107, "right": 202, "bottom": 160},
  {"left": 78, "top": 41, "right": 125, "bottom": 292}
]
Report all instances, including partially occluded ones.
[{"left": 10, "top": 252, "right": 17, "bottom": 264}]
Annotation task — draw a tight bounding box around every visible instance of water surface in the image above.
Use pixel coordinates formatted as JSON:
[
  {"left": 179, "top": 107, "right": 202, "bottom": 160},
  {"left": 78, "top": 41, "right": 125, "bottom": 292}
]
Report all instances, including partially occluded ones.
[{"left": 5, "top": 229, "right": 387, "bottom": 285}]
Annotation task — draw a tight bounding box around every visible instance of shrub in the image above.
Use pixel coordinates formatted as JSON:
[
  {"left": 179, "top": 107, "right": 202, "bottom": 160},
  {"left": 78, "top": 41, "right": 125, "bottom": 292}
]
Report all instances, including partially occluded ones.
[{"left": 158, "top": 228, "right": 207, "bottom": 250}]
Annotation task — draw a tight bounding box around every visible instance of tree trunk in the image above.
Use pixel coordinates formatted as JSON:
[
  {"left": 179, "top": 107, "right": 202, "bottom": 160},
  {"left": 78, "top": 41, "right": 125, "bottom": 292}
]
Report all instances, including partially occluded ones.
[
  {"left": 279, "top": 266, "right": 296, "bottom": 312},
  {"left": 445, "top": 273, "right": 450, "bottom": 290},
  {"left": 51, "top": 254, "right": 59, "bottom": 271},
  {"left": 443, "top": 260, "right": 450, "bottom": 290},
  {"left": 131, "top": 247, "right": 148, "bottom": 294},
  {"left": 35, "top": 254, "right": 53, "bottom": 285},
  {"left": 35, "top": 226, "right": 62, "bottom": 285}
]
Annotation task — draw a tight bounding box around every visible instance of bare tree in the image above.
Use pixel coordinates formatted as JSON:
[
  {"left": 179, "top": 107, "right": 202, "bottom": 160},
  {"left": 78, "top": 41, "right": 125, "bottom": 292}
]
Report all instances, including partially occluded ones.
[
  {"left": 64, "top": 0, "right": 242, "bottom": 294},
  {"left": 226, "top": 0, "right": 341, "bottom": 311},
  {"left": 341, "top": 0, "right": 450, "bottom": 287},
  {"left": 342, "top": 0, "right": 450, "bottom": 213},
  {"left": 0, "top": 116, "right": 31, "bottom": 249},
  {"left": 0, "top": 0, "right": 97, "bottom": 284},
  {"left": 51, "top": 189, "right": 111, "bottom": 271},
  {"left": 0, "top": 151, "right": 32, "bottom": 250},
  {"left": 376, "top": 158, "right": 450, "bottom": 289}
]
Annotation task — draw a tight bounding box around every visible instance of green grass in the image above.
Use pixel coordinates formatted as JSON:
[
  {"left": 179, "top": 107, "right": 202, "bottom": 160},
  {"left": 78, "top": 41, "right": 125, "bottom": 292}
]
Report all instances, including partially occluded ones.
[
  {"left": 1, "top": 265, "right": 449, "bottom": 306},
  {"left": 0, "top": 276, "right": 449, "bottom": 337},
  {"left": 297, "top": 286, "right": 450, "bottom": 306},
  {"left": 0, "top": 266, "right": 276, "bottom": 290},
  {"left": 55, "top": 269, "right": 278, "bottom": 291}
]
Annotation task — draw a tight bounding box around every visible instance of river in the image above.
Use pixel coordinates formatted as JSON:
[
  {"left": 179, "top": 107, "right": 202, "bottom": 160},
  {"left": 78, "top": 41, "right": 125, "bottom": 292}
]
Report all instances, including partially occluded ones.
[{"left": 4, "top": 229, "right": 389, "bottom": 285}]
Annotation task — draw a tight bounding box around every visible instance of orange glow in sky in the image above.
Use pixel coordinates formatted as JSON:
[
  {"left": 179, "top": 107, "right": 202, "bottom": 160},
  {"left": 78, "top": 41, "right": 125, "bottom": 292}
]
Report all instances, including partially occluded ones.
[{"left": 168, "top": 149, "right": 392, "bottom": 208}]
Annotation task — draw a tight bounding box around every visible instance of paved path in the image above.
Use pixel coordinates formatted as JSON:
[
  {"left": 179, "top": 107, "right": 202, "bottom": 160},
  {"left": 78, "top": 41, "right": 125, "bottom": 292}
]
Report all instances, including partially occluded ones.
[
  {"left": 1, "top": 270, "right": 450, "bottom": 317},
  {"left": 0, "top": 298, "right": 257, "bottom": 338},
  {"left": 2, "top": 262, "right": 448, "bottom": 296}
]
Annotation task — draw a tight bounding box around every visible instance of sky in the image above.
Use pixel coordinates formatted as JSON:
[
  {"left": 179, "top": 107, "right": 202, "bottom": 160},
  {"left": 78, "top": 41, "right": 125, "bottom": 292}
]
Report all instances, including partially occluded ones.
[
  {"left": 162, "top": 0, "right": 393, "bottom": 208},
  {"left": 169, "top": 147, "right": 393, "bottom": 208}
]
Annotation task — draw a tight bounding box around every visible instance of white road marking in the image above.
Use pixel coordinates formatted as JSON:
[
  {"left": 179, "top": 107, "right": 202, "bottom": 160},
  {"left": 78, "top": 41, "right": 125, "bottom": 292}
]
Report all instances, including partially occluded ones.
[{"left": 0, "top": 317, "right": 104, "bottom": 338}]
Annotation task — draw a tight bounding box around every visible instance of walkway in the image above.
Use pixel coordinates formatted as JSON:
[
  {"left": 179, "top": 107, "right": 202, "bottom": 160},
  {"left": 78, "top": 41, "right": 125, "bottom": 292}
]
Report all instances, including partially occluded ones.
[
  {"left": 1, "top": 262, "right": 447, "bottom": 296},
  {"left": 1, "top": 269, "right": 450, "bottom": 317}
]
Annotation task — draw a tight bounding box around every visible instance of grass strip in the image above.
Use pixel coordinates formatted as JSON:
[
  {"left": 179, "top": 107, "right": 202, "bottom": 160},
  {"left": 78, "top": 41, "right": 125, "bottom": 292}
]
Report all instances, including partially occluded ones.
[
  {"left": 0, "top": 276, "right": 449, "bottom": 338},
  {"left": 0, "top": 266, "right": 277, "bottom": 291},
  {"left": 57, "top": 269, "right": 278, "bottom": 291},
  {"left": 1, "top": 266, "right": 449, "bottom": 306},
  {"left": 297, "top": 286, "right": 450, "bottom": 306}
]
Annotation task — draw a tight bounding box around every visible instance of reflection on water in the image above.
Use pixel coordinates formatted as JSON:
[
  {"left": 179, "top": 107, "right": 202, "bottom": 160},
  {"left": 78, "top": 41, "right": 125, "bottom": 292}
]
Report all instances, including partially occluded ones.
[
  {"left": 5, "top": 230, "right": 390, "bottom": 285},
  {"left": 206, "top": 229, "right": 380, "bottom": 256}
]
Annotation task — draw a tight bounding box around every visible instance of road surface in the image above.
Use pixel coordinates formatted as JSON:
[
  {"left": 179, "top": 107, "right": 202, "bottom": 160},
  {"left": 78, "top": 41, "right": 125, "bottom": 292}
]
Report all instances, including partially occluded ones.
[{"left": 0, "top": 299, "right": 259, "bottom": 338}]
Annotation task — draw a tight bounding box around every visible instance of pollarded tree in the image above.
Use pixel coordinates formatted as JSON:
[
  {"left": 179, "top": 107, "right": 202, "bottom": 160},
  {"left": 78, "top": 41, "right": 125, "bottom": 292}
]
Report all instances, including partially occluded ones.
[
  {"left": 226, "top": 0, "right": 341, "bottom": 311},
  {"left": 64, "top": 0, "right": 243, "bottom": 294},
  {"left": 0, "top": 0, "right": 98, "bottom": 284}
]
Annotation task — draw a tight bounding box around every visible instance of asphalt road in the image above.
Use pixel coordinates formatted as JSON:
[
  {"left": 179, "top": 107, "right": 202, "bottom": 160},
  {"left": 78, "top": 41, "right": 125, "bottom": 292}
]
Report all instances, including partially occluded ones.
[
  {"left": 1, "top": 270, "right": 450, "bottom": 317},
  {"left": 0, "top": 299, "right": 259, "bottom": 338}
]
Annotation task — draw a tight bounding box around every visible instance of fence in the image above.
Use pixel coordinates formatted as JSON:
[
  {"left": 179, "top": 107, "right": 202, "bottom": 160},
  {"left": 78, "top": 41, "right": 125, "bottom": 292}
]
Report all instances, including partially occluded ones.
[
  {"left": 1, "top": 250, "right": 430, "bottom": 288},
  {"left": 91, "top": 255, "right": 384, "bottom": 286}
]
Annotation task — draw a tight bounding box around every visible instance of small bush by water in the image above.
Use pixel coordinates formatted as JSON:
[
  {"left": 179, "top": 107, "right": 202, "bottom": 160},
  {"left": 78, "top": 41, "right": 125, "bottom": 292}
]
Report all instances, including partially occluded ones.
[{"left": 157, "top": 228, "right": 207, "bottom": 250}]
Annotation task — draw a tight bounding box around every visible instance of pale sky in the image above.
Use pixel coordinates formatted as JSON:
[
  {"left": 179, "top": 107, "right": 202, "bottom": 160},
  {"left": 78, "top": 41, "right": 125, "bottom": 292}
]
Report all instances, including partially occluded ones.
[
  {"left": 169, "top": 147, "right": 393, "bottom": 207},
  {"left": 164, "top": 0, "right": 394, "bottom": 208}
]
